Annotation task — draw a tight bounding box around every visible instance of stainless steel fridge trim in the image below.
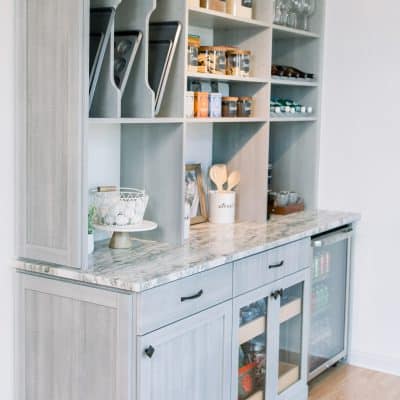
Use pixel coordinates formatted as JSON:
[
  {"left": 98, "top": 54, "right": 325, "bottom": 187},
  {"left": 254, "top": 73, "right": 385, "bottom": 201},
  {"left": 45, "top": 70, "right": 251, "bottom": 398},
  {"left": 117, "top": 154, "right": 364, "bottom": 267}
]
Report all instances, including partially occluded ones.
[
  {"left": 308, "top": 231, "right": 353, "bottom": 381},
  {"left": 311, "top": 228, "right": 353, "bottom": 248}
]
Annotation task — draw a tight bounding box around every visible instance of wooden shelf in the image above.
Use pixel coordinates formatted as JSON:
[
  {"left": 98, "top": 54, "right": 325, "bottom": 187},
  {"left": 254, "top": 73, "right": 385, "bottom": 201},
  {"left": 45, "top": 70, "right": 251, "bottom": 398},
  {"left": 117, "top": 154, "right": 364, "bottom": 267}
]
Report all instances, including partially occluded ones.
[
  {"left": 270, "top": 116, "right": 317, "bottom": 123},
  {"left": 245, "top": 390, "right": 264, "bottom": 400},
  {"left": 271, "top": 78, "right": 319, "bottom": 87},
  {"left": 273, "top": 24, "right": 320, "bottom": 39},
  {"left": 278, "top": 362, "right": 300, "bottom": 393},
  {"left": 189, "top": 7, "right": 270, "bottom": 30},
  {"left": 188, "top": 71, "right": 268, "bottom": 84},
  {"left": 186, "top": 117, "right": 267, "bottom": 124},
  {"left": 280, "top": 298, "right": 302, "bottom": 324},
  {"left": 89, "top": 118, "right": 184, "bottom": 125},
  {"left": 239, "top": 316, "right": 266, "bottom": 345}
]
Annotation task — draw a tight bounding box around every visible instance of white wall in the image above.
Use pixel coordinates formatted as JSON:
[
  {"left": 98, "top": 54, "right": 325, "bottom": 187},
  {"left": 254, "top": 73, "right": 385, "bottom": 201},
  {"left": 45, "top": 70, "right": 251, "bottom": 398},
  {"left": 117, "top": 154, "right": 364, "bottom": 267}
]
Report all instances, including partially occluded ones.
[
  {"left": 319, "top": 0, "right": 400, "bottom": 375},
  {"left": 0, "top": 0, "right": 15, "bottom": 397}
]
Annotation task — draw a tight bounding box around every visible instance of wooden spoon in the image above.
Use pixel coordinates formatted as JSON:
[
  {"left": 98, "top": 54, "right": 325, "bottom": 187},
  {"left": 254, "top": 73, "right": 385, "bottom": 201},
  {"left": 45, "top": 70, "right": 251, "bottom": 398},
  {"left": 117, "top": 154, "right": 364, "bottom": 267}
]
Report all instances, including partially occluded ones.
[
  {"left": 227, "top": 170, "right": 241, "bottom": 191},
  {"left": 209, "top": 164, "right": 228, "bottom": 192}
]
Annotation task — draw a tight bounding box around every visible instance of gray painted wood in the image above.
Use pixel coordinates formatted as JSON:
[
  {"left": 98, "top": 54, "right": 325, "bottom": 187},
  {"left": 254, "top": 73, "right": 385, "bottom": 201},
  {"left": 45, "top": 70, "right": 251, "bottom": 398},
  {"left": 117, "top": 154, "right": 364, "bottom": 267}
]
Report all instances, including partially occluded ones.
[
  {"left": 16, "top": 273, "right": 133, "bottom": 400},
  {"left": 137, "top": 301, "right": 232, "bottom": 400},
  {"left": 137, "top": 263, "right": 233, "bottom": 334},
  {"left": 233, "top": 238, "right": 311, "bottom": 296},
  {"left": 16, "top": 0, "right": 85, "bottom": 267}
]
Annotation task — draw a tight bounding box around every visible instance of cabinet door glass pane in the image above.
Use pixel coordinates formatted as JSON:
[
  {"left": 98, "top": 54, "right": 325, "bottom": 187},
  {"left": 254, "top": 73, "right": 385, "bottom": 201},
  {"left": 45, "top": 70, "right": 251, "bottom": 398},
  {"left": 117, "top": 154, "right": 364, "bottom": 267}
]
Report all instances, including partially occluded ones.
[
  {"left": 278, "top": 282, "right": 304, "bottom": 394},
  {"left": 309, "top": 239, "right": 348, "bottom": 373},
  {"left": 238, "top": 298, "right": 268, "bottom": 400}
]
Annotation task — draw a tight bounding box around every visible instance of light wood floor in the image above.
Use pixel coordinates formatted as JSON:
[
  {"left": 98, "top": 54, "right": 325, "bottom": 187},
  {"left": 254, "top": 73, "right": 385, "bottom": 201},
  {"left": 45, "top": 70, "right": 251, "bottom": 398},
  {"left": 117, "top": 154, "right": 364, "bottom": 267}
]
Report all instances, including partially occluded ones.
[{"left": 309, "top": 364, "right": 400, "bottom": 400}]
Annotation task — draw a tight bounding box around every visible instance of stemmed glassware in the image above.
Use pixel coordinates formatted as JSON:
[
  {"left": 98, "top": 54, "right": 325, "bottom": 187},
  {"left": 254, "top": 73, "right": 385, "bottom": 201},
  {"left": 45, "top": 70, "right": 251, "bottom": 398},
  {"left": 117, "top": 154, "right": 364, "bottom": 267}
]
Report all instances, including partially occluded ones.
[
  {"left": 273, "top": 0, "right": 316, "bottom": 32},
  {"left": 302, "top": 0, "right": 316, "bottom": 31}
]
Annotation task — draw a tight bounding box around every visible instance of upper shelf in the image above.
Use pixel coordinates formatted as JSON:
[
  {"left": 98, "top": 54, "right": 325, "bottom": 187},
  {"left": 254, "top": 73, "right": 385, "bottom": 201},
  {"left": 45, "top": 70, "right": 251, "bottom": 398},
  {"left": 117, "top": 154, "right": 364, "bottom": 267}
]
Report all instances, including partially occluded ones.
[
  {"left": 189, "top": 7, "right": 270, "bottom": 30},
  {"left": 272, "top": 24, "right": 320, "bottom": 39},
  {"left": 89, "top": 118, "right": 184, "bottom": 125},
  {"left": 188, "top": 71, "right": 268, "bottom": 84}
]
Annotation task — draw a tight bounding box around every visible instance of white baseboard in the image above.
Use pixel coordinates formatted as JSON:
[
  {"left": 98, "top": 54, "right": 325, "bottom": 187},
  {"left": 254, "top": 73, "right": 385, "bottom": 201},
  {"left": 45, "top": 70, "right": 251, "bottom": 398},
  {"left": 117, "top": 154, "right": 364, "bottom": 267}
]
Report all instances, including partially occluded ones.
[{"left": 349, "top": 350, "right": 400, "bottom": 376}]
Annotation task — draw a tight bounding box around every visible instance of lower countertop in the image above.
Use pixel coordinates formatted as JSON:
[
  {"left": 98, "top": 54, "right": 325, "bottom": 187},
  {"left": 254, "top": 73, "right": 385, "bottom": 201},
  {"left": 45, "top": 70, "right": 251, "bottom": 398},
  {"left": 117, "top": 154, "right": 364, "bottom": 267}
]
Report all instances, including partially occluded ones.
[{"left": 16, "top": 210, "right": 360, "bottom": 292}]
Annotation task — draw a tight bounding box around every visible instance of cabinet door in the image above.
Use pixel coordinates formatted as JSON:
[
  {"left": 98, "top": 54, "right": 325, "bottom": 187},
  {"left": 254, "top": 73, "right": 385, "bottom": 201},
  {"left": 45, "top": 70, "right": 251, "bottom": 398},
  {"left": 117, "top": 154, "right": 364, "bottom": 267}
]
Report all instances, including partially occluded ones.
[
  {"left": 137, "top": 301, "right": 232, "bottom": 400},
  {"left": 16, "top": 273, "right": 132, "bottom": 400},
  {"left": 16, "top": 0, "right": 86, "bottom": 267}
]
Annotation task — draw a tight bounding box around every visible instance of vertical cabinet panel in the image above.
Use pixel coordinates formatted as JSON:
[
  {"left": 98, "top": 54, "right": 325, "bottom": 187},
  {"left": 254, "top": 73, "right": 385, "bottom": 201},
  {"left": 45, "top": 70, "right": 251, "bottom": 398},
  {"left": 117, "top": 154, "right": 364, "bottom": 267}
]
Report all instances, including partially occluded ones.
[
  {"left": 17, "top": 0, "right": 85, "bottom": 267},
  {"left": 138, "top": 302, "right": 232, "bottom": 400},
  {"left": 16, "top": 274, "right": 132, "bottom": 400}
]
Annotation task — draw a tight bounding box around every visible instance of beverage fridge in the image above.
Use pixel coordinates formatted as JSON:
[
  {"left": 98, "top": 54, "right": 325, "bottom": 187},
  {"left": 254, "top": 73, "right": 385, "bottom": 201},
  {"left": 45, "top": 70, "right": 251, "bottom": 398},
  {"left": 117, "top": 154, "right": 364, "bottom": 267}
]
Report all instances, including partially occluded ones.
[{"left": 308, "top": 226, "right": 353, "bottom": 381}]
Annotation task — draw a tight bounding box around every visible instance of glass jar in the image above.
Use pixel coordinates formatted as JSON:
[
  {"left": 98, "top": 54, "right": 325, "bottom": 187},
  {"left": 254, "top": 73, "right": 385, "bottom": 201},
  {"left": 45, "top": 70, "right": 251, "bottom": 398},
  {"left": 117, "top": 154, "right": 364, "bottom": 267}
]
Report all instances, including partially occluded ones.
[
  {"left": 185, "top": 91, "right": 195, "bottom": 118},
  {"left": 222, "top": 96, "right": 238, "bottom": 117},
  {"left": 194, "top": 92, "right": 209, "bottom": 118},
  {"left": 200, "top": 0, "right": 226, "bottom": 13},
  {"left": 237, "top": 96, "right": 253, "bottom": 117},
  {"left": 226, "top": 50, "right": 251, "bottom": 77},
  {"left": 209, "top": 92, "right": 222, "bottom": 117},
  {"left": 227, "top": 0, "right": 253, "bottom": 19},
  {"left": 187, "top": 35, "right": 200, "bottom": 73},
  {"left": 198, "top": 46, "right": 227, "bottom": 75}
]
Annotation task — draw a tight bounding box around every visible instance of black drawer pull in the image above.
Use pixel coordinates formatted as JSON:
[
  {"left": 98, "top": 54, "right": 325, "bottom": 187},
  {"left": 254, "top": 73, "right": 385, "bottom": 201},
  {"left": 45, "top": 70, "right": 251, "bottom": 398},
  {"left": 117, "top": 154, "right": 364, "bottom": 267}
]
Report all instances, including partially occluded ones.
[
  {"left": 269, "top": 260, "right": 284, "bottom": 269},
  {"left": 181, "top": 289, "right": 204, "bottom": 302},
  {"left": 144, "top": 346, "right": 155, "bottom": 358}
]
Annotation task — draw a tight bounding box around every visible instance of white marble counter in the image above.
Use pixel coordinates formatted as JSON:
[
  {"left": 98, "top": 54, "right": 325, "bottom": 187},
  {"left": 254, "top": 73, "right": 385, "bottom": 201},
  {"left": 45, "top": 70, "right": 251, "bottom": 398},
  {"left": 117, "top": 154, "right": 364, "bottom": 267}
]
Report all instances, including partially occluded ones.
[{"left": 16, "top": 210, "right": 360, "bottom": 292}]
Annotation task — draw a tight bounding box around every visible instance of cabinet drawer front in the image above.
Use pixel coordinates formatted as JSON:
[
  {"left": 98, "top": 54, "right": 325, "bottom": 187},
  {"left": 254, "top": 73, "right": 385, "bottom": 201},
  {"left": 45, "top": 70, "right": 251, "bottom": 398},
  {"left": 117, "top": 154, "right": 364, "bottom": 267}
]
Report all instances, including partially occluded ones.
[
  {"left": 137, "top": 263, "right": 233, "bottom": 334},
  {"left": 233, "top": 239, "right": 310, "bottom": 296}
]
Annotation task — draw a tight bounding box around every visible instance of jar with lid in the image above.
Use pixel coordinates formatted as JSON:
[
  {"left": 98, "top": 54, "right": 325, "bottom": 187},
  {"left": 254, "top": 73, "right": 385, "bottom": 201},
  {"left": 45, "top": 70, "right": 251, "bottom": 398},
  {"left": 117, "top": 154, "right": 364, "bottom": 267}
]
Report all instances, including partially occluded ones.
[
  {"left": 222, "top": 96, "right": 238, "bottom": 117},
  {"left": 237, "top": 97, "right": 253, "bottom": 117},
  {"left": 227, "top": 0, "right": 253, "bottom": 19},
  {"left": 209, "top": 92, "right": 222, "bottom": 118},
  {"left": 194, "top": 92, "right": 209, "bottom": 118},
  {"left": 187, "top": 35, "right": 200, "bottom": 73},
  {"left": 200, "top": 0, "right": 226, "bottom": 13},
  {"left": 198, "top": 46, "right": 227, "bottom": 75},
  {"left": 226, "top": 50, "right": 251, "bottom": 77}
]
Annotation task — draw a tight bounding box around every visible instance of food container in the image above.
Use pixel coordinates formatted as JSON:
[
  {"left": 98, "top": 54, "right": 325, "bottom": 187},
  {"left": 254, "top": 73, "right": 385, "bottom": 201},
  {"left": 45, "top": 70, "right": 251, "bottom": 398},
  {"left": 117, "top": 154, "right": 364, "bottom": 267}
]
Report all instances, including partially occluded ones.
[
  {"left": 238, "top": 362, "right": 258, "bottom": 400},
  {"left": 227, "top": 0, "right": 253, "bottom": 19},
  {"left": 185, "top": 91, "right": 195, "bottom": 118},
  {"left": 237, "top": 96, "right": 253, "bottom": 117},
  {"left": 209, "top": 92, "right": 222, "bottom": 117},
  {"left": 194, "top": 92, "right": 209, "bottom": 117},
  {"left": 222, "top": 96, "right": 238, "bottom": 117},
  {"left": 209, "top": 191, "right": 236, "bottom": 224},
  {"left": 187, "top": 35, "right": 200, "bottom": 73},
  {"left": 200, "top": 0, "right": 226, "bottom": 13},
  {"left": 198, "top": 46, "right": 227, "bottom": 75},
  {"left": 226, "top": 50, "right": 251, "bottom": 77}
]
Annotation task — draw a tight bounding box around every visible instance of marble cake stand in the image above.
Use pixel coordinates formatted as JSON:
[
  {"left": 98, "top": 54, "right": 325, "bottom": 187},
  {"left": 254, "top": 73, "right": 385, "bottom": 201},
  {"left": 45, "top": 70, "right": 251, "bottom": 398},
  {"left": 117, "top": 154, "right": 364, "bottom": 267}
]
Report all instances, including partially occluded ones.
[{"left": 94, "top": 221, "right": 158, "bottom": 249}]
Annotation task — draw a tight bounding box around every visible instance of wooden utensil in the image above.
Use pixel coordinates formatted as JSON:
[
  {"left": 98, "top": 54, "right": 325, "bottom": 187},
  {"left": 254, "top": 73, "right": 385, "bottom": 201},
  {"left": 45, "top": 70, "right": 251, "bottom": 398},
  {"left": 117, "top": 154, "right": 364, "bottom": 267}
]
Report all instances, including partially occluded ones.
[
  {"left": 209, "top": 164, "right": 227, "bottom": 192},
  {"left": 227, "top": 170, "right": 241, "bottom": 191}
]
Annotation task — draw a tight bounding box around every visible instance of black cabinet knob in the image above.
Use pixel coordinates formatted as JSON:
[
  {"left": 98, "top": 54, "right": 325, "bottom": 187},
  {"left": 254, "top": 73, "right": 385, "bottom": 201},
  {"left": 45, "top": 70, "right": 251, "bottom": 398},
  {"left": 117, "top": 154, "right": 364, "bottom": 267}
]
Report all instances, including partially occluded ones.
[
  {"left": 271, "top": 289, "right": 284, "bottom": 300},
  {"left": 144, "top": 345, "right": 155, "bottom": 358}
]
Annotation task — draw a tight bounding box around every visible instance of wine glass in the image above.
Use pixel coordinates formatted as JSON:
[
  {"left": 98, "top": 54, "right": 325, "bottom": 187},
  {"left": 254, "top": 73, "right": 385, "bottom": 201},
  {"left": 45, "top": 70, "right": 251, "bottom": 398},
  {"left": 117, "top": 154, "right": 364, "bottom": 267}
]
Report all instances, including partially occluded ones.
[
  {"left": 273, "top": 0, "right": 282, "bottom": 25},
  {"left": 290, "top": 0, "right": 305, "bottom": 29},
  {"left": 302, "top": 0, "right": 316, "bottom": 31},
  {"left": 278, "top": 0, "right": 291, "bottom": 26}
]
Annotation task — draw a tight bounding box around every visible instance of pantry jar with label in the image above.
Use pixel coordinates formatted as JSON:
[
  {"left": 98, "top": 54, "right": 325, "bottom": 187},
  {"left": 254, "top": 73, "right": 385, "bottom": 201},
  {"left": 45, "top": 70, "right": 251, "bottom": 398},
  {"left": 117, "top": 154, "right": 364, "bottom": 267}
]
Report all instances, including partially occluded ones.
[
  {"left": 209, "top": 92, "right": 222, "bottom": 117},
  {"left": 200, "top": 0, "right": 226, "bottom": 13},
  {"left": 226, "top": 49, "right": 251, "bottom": 77},
  {"left": 194, "top": 92, "right": 209, "bottom": 118},
  {"left": 187, "top": 35, "right": 200, "bottom": 73},
  {"left": 227, "top": 0, "right": 253, "bottom": 19},
  {"left": 237, "top": 96, "right": 253, "bottom": 117},
  {"left": 222, "top": 96, "right": 238, "bottom": 117},
  {"left": 198, "top": 46, "right": 227, "bottom": 75}
]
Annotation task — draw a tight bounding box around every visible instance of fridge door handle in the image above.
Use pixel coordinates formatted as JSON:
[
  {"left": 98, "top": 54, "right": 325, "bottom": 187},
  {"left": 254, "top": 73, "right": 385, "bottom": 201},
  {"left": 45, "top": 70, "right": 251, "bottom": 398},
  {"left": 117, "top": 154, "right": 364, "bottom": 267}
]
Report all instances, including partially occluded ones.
[{"left": 312, "top": 228, "right": 353, "bottom": 248}]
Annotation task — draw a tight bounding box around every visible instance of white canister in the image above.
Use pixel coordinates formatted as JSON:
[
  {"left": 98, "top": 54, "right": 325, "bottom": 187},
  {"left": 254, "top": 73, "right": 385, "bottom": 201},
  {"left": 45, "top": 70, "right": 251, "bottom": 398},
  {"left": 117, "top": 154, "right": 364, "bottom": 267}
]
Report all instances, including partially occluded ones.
[
  {"left": 184, "top": 201, "right": 191, "bottom": 239},
  {"left": 209, "top": 92, "right": 222, "bottom": 118},
  {"left": 88, "top": 233, "right": 94, "bottom": 255},
  {"left": 227, "top": 0, "right": 253, "bottom": 19},
  {"left": 185, "top": 91, "right": 195, "bottom": 118},
  {"left": 209, "top": 191, "right": 236, "bottom": 224}
]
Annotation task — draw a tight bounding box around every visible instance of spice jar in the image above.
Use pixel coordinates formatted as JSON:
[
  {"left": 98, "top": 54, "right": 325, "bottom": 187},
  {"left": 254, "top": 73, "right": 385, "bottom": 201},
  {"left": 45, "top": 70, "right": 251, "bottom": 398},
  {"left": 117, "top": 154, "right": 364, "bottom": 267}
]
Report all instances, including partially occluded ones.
[
  {"left": 226, "top": 50, "right": 251, "bottom": 77},
  {"left": 198, "top": 46, "right": 227, "bottom": 75},
  {"left": 227, "top": 0, "right": 253, "bottom": 19},
  {"left": 209, "top": 92, "right": 222, "bottom": 117},
  {"left": 185, "top": 91, "right": 195, "bottom": 118},
  {"left": 222, "top": 96, "right": 238, "bottom": 117},
  {"left": 200, "top": 0, "right": 226, "bottom": 13},
  {"left": 187, "top": 35, "right": 200, "bottom": 73},
  {"left": 194, "top": 92, "right": 209, "bottom": 118},
  {"left": 237, "top": 97, "right": 253, "bottom": 117}
]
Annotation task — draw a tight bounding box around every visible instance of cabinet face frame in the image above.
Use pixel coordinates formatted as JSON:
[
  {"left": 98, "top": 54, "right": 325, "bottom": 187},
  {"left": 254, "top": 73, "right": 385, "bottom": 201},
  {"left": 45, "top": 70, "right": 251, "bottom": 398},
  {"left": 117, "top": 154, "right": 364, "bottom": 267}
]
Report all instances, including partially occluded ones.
[{"left": 231, "top": 269, "right": 311, "bottom": 400}]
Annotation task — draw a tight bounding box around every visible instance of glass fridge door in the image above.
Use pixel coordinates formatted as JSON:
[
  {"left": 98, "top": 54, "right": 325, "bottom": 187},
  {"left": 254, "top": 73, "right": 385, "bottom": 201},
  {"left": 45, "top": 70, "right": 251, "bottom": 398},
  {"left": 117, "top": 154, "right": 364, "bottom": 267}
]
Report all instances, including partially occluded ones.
[
  {"left": 237, "top": 298, "right": 268, "bottom": 400},
  {"left": 277, "top": 282, "right": 304, "bottom": 394},
  {"left": 309, "top": 232, "right": 350, "bottom": 377}
]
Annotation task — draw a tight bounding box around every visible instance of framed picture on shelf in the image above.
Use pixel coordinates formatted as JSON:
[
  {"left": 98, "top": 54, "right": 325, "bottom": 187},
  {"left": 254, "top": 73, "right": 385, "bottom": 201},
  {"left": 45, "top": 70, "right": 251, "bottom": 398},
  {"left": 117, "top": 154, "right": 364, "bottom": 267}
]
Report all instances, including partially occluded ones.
[{"left": 185, "top": 164, "right": 207, "bottom": 225}]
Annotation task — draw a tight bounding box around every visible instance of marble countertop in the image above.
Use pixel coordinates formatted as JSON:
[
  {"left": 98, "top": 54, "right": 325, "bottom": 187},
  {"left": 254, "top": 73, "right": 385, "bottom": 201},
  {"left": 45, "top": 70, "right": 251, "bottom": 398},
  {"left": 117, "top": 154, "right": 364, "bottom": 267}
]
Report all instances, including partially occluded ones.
[{"left": 16, "top": 210, "right": 360, "bottom": 292}]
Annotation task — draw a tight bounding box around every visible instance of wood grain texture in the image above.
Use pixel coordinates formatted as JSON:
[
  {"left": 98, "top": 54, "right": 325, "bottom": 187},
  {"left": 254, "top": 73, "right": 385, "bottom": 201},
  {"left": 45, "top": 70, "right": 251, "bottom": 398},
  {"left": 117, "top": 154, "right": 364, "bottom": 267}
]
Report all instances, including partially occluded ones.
[
  {"left": 309, "top": 364, "right": 400, "bottom": 400},
  {"left": 138, "top": 301, "right": 232, "bottom": 400},
  {"left": 17, "top": 0, "right": 84, "bottom": 267}
]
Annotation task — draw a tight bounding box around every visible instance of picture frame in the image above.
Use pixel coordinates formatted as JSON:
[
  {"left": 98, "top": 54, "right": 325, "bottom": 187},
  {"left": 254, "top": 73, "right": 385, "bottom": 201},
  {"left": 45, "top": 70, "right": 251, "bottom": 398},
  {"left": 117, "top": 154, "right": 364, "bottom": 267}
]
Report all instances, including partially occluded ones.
[{"left": 185, "top": 164, "right": 208, "bottom": 225}]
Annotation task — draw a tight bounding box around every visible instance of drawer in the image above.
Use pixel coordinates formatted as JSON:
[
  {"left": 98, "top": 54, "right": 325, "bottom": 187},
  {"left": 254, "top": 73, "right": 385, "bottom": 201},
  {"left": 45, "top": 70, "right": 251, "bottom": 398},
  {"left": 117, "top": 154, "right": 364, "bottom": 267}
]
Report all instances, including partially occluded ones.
[
  {"left": 137, "top": 263, "right": 233, "bottom": 334},
  {"left": 233, "top": 238, "right": 311, "bottom": 296}
]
